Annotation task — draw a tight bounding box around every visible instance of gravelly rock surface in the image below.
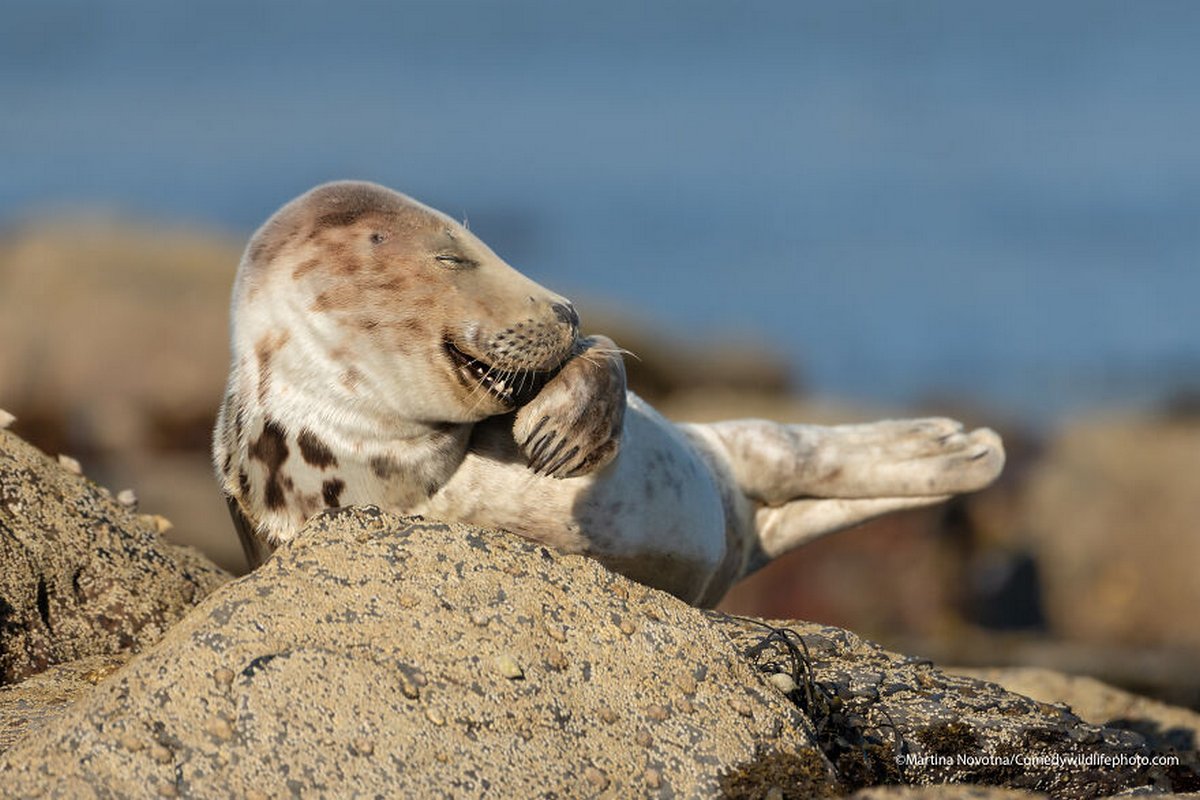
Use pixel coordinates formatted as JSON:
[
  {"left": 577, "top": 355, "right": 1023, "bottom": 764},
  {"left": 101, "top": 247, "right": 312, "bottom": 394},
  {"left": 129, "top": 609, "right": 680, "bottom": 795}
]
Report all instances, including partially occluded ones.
[
  {"left": 720, "top": 617, "right": 1198, "bottom": 798},
  {"left": 0, "top": 428, "right": 230, "bottom": 684},
  {"left": 0, "top": 508, "right": 835, "bottom": 799},
  {"left": 0, "top": 653, "right": 129, "bottom": 754},
  {"left": 952, "top": 666, "right": 1200, "bottom": 772}
]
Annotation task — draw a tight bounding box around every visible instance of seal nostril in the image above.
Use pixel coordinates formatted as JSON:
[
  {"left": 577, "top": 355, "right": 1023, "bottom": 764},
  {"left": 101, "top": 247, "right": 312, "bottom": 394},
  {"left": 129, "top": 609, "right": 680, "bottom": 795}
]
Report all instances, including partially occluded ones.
[{"left": 551, "top": 302, "right": 579, "bottom": 329}]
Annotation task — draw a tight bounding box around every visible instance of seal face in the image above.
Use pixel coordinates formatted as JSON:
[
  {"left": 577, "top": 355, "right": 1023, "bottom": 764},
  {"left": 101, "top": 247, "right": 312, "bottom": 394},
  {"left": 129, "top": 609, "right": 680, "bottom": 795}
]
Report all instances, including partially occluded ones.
[
  {"left": 240, "top": 181, "right": 576, "bottom": 422},
  {"left": 215, "top": 180, "right": 1005, "bottom": 606}
]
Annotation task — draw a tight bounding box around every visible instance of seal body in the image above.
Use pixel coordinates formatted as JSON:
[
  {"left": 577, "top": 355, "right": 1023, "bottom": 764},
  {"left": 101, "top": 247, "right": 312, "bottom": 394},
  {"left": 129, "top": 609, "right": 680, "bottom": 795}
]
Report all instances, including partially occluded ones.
[{"left": 214, "top": 181, "right": 1004, "bottom": 605}]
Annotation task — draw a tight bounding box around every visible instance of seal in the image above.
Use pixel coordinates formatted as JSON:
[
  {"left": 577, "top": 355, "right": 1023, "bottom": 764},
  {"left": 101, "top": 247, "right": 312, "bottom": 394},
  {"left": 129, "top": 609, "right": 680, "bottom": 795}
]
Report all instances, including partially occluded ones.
[{"left": 213, "top": 181, "right": 1005, "bottom": 606}]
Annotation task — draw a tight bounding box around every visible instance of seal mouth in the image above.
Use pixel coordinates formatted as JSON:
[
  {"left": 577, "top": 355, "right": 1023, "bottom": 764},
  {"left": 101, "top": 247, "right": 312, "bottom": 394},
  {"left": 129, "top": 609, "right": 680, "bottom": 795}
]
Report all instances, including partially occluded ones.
[{"left": 443, "top": 341, "right": 550, "bottom": 407}]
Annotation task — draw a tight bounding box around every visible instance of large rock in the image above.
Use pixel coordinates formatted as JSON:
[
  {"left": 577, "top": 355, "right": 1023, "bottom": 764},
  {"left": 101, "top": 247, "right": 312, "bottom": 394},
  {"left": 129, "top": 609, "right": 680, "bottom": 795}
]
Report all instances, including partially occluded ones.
[
  {"left": 1020, "top": 416, "right": 1200, "bottom": 651},
  {"left": 0, "top": 218, "right": 246, "bottom": 574},
  {"left": 2, "top": 504, "right": 1196, "bottom": 798},
  {"left": 0, "top": 426, "right": 230, "bottom": 684},
  {"left": 0, "top": 219, "right": 238, "bottom": 458},
  {"left": 718, "top": 618, "right": 1193, "bottom": 798},
  {"left": 0, "top": 509, "right": 834, "bottom": 798},
  {"left": 952, "top": 666, "right": 1200, "bottom": 767}
]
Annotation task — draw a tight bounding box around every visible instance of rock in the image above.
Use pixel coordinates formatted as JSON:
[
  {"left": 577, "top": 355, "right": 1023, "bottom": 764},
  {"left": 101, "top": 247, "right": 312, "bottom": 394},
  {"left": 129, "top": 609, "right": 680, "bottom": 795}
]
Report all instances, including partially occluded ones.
[
  {"left": 848, "top": 787, "right": 1049, "bottom": 799},
  {"left": 0, "top": 218, "right": 238, "bottom": 458},
  {"left": 0, "top": 654, "right": 129, "bottom": 754},
  {"left": 719, "top": 617, "right": 1196, "bottom": 797},
  {"left": 952, "top": 667, "right": 1200, "bottom": 767},
  {"left": 0, "top": 509, "right": 835, "bottom": 799},
  {"left": 2, "top": 507, "right": 1197, "bottom": 797},
  {"left": 1019, "top": 416, "right": 1200, "bottom": 648},
  {"left": 0, "top": 218, "right": 245, "bottom": 574},
  {"left": 0, "top": 429, "right": 230, "bottom": 685}
]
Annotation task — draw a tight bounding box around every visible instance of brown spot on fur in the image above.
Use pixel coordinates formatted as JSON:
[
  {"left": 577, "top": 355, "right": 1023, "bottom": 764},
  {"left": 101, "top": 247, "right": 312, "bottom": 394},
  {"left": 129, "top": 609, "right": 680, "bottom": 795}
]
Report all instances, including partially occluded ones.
[
  {"left": 255, "top": 331, "right": 291, "bottom": 404},
  {"left": 296, "top": 492, "right": 322, "bottom": 518},
  {"left": 311, "top": 285, "right": 360, "bottom": 312},
  {"left": 316, "top": 209, "right": 369, "bottom": 229},
  {"left": 292, "top": 257, "right": 321, "bottom": 279},
  {"left": 332, "top": 252, "right": 363, "bottom": 276},
  {"left": 247, "top": 219, "right": 300, "bottom": 268},
  {"left": 306, "top": 182, "right": 407, "bottom": 230},
  {"left": 366, "top": 275, "right": 411, "bottom": 292},
  {"left": 237, "top": 470, "right": 250, "bottom": 498},
  {"left": 340, "top": 367, "right": 362, "bottom": 391},
  {"left": 369, "top": 455, "right": 403, "bottom": 479},
  {"left": 390, "top": 317, "right": 426, "bottom": 334},
  {"left": 249, "top": 420, "right": 289, "bottom": 510},
  {"left": 359, "top": 319, "right": 380, "bottom": 332},
  {"left": 322, "top": 478, "right": 345, "bottom": 507},
  {"left": 297, "top": 428, "right": 337, "bottom": 469}
]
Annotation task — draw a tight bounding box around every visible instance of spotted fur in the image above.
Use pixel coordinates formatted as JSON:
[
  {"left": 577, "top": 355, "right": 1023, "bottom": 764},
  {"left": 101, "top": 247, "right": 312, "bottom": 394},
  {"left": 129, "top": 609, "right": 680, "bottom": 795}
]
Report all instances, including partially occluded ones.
[{"left": 214, "top": 181, "right": 1005, "bottom": 605}]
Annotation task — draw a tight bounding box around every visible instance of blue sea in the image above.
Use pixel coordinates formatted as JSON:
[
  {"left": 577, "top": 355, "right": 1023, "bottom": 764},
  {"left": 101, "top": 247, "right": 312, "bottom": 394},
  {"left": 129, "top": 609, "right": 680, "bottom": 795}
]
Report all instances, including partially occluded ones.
[{"left": 3, "top": 1, "right": 1199, "bottom": 422}]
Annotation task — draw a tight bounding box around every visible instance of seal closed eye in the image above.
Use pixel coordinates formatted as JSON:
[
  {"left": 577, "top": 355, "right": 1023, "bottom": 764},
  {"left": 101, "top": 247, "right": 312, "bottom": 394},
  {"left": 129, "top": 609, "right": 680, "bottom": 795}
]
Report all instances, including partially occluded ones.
[{"left": 214, "top": 179, "right": 1005, "bottom": 606}]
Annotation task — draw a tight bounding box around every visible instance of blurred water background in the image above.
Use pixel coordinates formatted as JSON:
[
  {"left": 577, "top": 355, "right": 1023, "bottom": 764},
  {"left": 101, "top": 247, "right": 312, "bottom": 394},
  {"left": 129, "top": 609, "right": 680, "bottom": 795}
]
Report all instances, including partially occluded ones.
[{"left": 3, "top": 0, "right": 1199, "bottom": 423}]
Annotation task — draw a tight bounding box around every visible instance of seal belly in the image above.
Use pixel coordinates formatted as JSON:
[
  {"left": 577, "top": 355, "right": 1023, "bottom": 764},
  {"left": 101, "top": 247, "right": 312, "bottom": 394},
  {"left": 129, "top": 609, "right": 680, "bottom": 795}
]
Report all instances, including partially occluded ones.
[{"left": 421, "top": 394, "right": 729, "bottom": 601}]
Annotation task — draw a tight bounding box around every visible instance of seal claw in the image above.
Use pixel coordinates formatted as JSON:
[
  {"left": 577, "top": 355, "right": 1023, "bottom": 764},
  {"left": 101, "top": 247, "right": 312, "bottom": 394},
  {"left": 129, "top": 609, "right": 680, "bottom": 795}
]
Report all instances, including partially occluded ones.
[
  {"left": 522, "top": 415, "right": 550, "bottom": 448},
  {"left": 544, "top": 446, "right": 581, "bottom": 478}
]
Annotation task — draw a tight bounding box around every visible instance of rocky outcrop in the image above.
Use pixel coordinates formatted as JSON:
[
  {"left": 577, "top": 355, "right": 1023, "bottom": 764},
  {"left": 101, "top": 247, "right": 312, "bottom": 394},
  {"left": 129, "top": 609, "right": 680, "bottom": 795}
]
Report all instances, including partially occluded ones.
[
  {"left": 0, "top": 220, "right": 239, "bottom": 458},
  {"left": 0, "top": 654, "right": 129, "bottom": 754},
  {"left": 0, "top": 509, "right": 835, "bottom": 799},
  {"left": 0, "top": 497, "right": 1196, "bottom": 797},
  {"left": 0, "top": 427, "right": 230, "bottom": 684},
  {"left": 952, "top": 667, "right": 1199, "bottom": 771},
  {"left": 1020, "top": 416, "right": 1200, "bottom": 651},
  {"left": 719, "top": 617, "right": 1194, "bottom": 798}
]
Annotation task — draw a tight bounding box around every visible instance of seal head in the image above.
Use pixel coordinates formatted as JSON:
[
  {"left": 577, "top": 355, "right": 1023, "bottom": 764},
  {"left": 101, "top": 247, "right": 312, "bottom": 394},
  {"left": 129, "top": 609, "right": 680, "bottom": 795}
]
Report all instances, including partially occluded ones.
[
  {"left": 215, "top": 181, "right": 588, "bottom": 560},
  {"left": 236, "top": 180, "right": 578, "bottom": 424}
]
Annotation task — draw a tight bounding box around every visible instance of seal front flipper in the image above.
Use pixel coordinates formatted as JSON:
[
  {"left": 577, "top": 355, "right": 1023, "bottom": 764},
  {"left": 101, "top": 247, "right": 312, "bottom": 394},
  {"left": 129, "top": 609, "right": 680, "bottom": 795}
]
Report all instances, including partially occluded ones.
[{"left": 513, "top": 334, "right": 626, "bottom": 478}]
